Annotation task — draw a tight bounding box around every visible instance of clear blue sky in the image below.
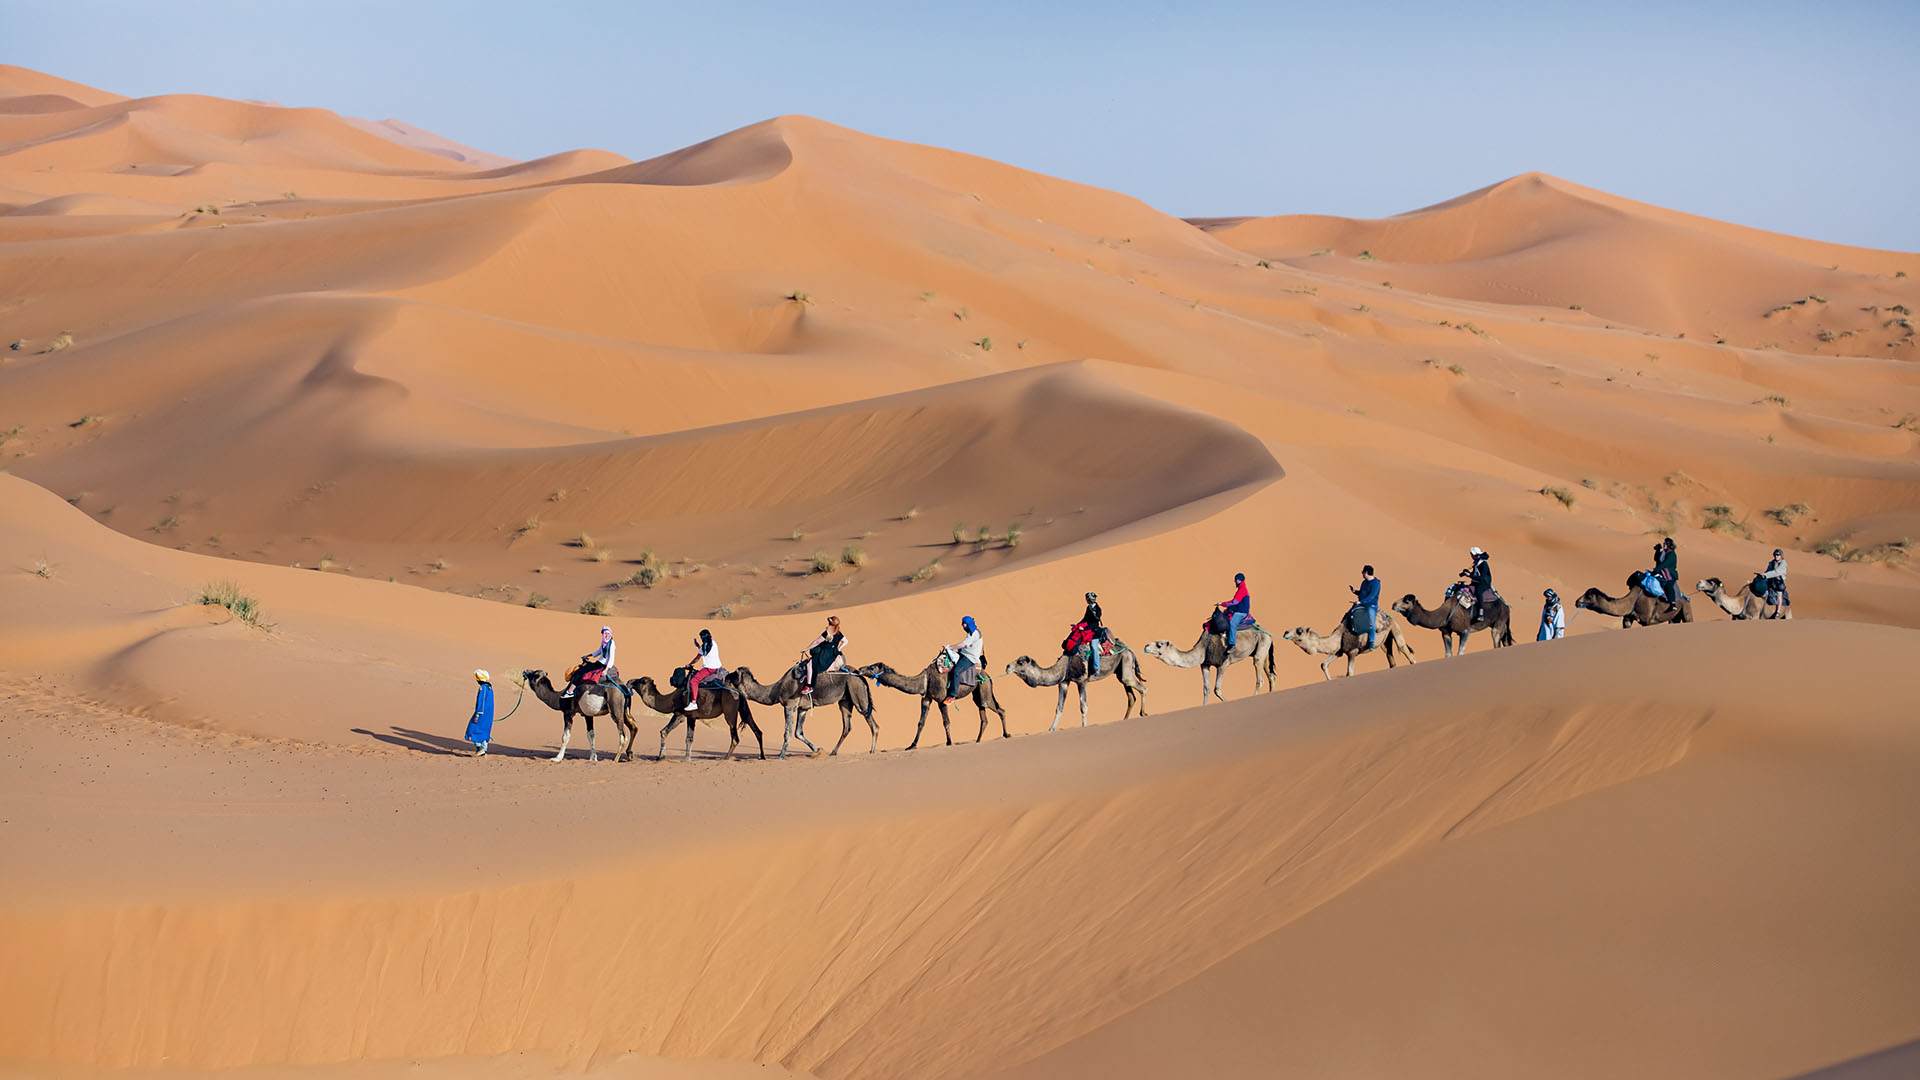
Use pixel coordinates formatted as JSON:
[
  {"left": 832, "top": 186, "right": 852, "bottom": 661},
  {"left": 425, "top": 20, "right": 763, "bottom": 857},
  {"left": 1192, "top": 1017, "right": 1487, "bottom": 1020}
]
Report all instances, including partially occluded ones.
[{"left": 11, "top": 0, "right": 1917, "bottom": 250}]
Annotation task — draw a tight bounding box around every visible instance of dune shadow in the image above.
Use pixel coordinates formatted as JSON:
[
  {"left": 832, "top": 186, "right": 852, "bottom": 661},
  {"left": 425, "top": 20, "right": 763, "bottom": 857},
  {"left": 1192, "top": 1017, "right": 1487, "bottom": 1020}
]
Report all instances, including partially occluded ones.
[{"left": 353, "top": 726, "right": 549, "bottom": 760}]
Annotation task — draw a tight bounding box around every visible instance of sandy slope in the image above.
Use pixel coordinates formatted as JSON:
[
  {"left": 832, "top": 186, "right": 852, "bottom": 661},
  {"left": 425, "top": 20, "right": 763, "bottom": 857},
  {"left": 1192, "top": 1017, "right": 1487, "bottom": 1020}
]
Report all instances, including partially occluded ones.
[{"left": 3, "top": 65, "right": 1919, "bottom": 1079}]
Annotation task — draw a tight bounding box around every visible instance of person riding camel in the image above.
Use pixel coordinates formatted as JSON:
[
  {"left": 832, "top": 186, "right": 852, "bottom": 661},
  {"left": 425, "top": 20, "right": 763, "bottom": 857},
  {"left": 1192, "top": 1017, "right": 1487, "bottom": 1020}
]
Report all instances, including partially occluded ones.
[
  {"left": 1761, "top": 549, "right": 1791, "bottom": 619},
  {"left": 1641, "top": 542, "right": 1669, "bottom": 602},
  {"left": 800, "top": 615, "right": 847, "bottom": 697},
  {"left": 682, "top": 628, "right": 723, "bottom": 711},
  {"left": 944, "top": 616, "right": 984, "bottom": 703},
  {"left": 1538, "top": 589, "right": 1566, "bottom": 641},
  {"left": 1216, "top": 573, "right": 1252, "bottom": 649},
  {"left": 1064, "top": 591, "right": 1105, "bottom": 675},
  {"left": 1462, "top": 548, "right": 1493, "bottom": 623},
  {"left": 1658, "top": 537, "right": 1680, "bottom": 601},
  {"left": 563, "top": 625, "right": 616, "bottom": 699},
  {"left": 1349, "top": 565, "right": 1381, "bottom": 651}
]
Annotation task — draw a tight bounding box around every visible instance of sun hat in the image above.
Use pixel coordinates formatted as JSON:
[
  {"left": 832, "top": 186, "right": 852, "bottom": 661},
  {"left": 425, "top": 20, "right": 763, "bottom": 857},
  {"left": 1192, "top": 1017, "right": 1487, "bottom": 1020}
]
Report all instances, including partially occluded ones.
[{"left": 474, "top": 669, "right": 490, "bottom": 683}]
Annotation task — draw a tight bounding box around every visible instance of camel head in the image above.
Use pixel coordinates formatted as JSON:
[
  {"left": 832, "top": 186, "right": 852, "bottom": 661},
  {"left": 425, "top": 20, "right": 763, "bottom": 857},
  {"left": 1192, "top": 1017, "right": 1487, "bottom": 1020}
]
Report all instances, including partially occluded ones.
[
  {"left": 1143, "top": 640, "right": 1172, "bottom": 658},
  {"left": 1392, "top": 595, "right": 1415, "bottom": 614},
  {"left": 853, "top": 662, "right": 891, "bottom": 679},
  {"left": 1573, "top": 588, "right": 1607, "bottom": 612},
  {"left": 523, "top": 668, "right": 547, "bottom": 687},
  {"left": 1281, "top": 627, "right": 1304, "bottom": 642},
  {"left": 1698, "top": 577, "right": 1721, "bottom": 594},
  {"left": 1006, "top": 656, "right": 1035, "bottom": 676}
]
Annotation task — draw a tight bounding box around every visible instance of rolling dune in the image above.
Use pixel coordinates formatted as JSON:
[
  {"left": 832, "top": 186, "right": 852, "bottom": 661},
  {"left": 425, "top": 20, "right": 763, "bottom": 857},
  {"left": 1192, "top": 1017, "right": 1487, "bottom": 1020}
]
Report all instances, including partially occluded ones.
[{"left": 2, "top": 65, "right": 1918, "bottom": 1080}]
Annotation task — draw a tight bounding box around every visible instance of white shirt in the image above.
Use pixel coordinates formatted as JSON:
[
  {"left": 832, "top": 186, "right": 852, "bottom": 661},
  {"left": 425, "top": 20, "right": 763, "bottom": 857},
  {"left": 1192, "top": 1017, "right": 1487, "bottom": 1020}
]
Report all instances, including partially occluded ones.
[
  {"left": 699, "top": 642, "right": 723, "bottom": 670},
  {"left": 951, "top": 630, "right": 983, "bottom": 665},
  {"left": 590, "top": 638, "right": 616, "bottom": 668},
  {"left": 1540, "top": 604, "right": 1565, "bottom": 639}
]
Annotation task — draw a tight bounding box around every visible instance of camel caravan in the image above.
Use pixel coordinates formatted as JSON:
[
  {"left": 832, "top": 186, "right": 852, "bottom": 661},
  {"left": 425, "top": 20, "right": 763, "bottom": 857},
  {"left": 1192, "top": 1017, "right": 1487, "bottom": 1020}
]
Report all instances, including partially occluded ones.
[{"left": 461, "top": 544, "right": 1796, "bottom": 761}]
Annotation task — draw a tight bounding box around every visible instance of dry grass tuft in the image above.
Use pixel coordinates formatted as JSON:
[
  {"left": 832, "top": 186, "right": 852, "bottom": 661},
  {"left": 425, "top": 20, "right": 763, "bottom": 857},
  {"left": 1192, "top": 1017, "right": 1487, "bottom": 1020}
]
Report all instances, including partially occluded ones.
[
  {"left": 840, "top": 545, "right": 868, "bottom": 568},
  {"left": 810, "top": 550, "right": 837, "bottom": 574},
  {"left": 579, "top": 594, "right": 612, "bottom": 616},
  {"left": 1764, "top": 503, "right": 1813, "bottom": 526},
  {"left": 908, "top": 559, "right": 942, "bottom": 583},
  {"left": 195, "top": 580, "right": 269, "bottom": 629},
  {"left": 1540, "top": 486, "right": 1576, "bottom": 509}
]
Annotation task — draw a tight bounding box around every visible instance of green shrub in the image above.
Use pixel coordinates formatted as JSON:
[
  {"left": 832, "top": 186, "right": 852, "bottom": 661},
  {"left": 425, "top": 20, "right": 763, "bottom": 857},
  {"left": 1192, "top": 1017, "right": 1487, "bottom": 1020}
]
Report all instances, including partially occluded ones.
[{"left": 196, "top": 580, "right": 269, "bottom": 628}]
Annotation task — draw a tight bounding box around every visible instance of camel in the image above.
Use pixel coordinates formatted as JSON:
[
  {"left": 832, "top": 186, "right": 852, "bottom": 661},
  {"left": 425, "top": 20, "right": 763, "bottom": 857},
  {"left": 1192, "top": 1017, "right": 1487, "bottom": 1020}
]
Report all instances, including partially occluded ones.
[
  {"left": 1143, "top": 627, "right": 1276, "bottom": 704},
  {"left": 522, "top": 669, "right": 639, "bottom": 762},
  {"left": 1005, "top": 646, "right": 1148, "bottom": 732},
  {"left": 1391, "top": 591, "right": 1514, "bottom": 657},
  {"left": 1697, "top": 576, "right": 1787, "bottom": 621},
  {"left": 1281, "top": 612, "right": 1417, "bottom": 680},
  {"left": 854, "top": 655, "right": 1010, "bottom": 749},
  {"left": 1575, "top": 572, "right": 1693, "bottom": 628},
  {"left": 728, "top": 663, "right": 877, "bottom": 758},
  {"left": 629, "top": 675, "right": 763, "bottom": 761}
]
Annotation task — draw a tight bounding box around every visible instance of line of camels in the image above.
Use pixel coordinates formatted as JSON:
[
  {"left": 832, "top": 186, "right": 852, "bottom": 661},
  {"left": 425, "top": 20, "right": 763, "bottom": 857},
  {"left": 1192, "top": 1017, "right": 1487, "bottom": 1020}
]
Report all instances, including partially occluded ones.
[{"left": 515, "top": 572, "right": 1782, "bottom": 762}]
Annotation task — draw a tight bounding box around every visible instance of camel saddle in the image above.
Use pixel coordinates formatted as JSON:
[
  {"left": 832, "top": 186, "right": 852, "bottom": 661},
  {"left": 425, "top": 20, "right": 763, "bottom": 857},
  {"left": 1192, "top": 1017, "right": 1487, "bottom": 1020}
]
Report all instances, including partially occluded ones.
[{"left": 935, "top": 650, "right": 986, "bottom": 689}]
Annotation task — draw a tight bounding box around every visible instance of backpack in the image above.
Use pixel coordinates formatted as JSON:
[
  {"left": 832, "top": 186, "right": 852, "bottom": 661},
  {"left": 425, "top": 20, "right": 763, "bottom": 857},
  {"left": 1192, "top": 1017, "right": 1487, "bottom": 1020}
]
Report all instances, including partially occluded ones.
[
  {"left": 1750, "top": 573, "right": 1772, "bottom": 597},
  {"left": 1207, "top": 608, "right": 1231, "bottom": 635},
  {"left": 1345, "top": 605, "right": 1372, "bottom": 636}
]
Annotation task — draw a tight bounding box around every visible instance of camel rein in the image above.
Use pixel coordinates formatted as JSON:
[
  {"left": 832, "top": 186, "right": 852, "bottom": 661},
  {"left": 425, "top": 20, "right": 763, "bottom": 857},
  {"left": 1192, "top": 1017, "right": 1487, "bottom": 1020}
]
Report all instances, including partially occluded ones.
[{"left": 496, "top": 679, "right": 526, "bottom": 722}]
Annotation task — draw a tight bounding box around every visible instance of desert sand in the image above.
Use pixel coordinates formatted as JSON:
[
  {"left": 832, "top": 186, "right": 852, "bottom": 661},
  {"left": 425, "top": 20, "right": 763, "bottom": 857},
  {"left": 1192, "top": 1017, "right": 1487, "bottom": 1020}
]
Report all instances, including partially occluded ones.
[{"left": 2, "top": 64, "right": 1918, "bottom": 1079}]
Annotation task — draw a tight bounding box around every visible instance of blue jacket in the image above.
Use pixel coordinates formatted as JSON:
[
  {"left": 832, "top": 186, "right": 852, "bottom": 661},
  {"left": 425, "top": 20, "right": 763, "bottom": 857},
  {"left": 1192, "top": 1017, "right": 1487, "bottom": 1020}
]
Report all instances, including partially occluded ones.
[
  {"left": 465, "top": 683, "right": 495, "bottom": 744},
  {"left": 1355, "top": 578, "right": 1380, "bottom": 608}
]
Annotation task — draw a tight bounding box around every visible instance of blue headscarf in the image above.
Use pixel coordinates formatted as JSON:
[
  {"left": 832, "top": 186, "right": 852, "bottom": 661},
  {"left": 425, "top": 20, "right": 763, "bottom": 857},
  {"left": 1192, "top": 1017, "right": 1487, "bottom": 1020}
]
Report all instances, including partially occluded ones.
[{"left": 961, "top": 616, "right": 977, "bottom": 634}]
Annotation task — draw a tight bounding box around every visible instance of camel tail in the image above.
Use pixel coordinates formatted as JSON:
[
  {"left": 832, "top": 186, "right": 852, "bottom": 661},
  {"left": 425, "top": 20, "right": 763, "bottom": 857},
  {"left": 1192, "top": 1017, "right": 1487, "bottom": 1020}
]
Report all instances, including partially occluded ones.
[
  {"left": 1500, "top": 624, "right": 1514, "bottom": 647},
  {"left": 1264, "top": 644, "right": 1276, "bottom": 681}
]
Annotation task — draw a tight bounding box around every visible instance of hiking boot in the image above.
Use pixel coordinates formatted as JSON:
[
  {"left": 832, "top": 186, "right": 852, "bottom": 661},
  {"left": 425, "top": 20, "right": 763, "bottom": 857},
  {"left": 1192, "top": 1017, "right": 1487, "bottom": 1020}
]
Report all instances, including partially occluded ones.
[{"left": 474, "top": 742, "right": 488, "bottom": 756}]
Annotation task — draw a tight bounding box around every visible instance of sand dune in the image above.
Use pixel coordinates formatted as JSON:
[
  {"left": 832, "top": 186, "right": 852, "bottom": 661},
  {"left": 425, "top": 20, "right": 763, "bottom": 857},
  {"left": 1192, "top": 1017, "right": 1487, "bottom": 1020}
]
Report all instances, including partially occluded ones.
[{"left": 2, "top": 65, "right": 1917, "bottom": 1079}]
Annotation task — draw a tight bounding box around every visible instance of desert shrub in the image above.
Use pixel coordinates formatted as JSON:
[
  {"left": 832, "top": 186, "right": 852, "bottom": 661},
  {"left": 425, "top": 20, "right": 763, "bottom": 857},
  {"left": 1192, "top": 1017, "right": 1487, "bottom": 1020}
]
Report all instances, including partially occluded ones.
[
  {"left": 810, "top": 550, "right": 836, "bottom": 574},
  {"left": 71, "top": 415, "right": 103, "bottom": 428},
  {"left": 1446, "top": 362, "right": 1466, "bottom": 376},
  {"left": 908, "top": 559, "right": 941, "bottom": 583},
  {"left": 1754, "top": 394, "right": 1791, "bottom": 406},
  {"left": 1814, "top": 537, "right": 1853, "bottom": 560},
  {"left": 712, "top": 603, "right": 735, "bottom": 619},
  {"left": 785, "top": 291, "right": 811, "bottom": 304},
  {"left": 975, "top": 337, "right": 992, "bottom": 351},
  {"left": 902, "top": 505, "right": 920, "bottom": 520},
  {"left": 974, "top": 525, "right": 992, "bottom": 552},
  {"left": 526, "top": 593, "right": 550, "bottom": 608},
  {"left": 432, "top": 557, "right": 448, "bottom": 572},
  {"left": 628, "top": 564, "right": 663, "bottom": 587},
  {"left": 513, "top": 516, "right": 541, "bottom": 539},
  {"left": 196, "top": 580, "right": 268, "bottom": 628},
  {"left": 790, "top": 524, "right": 807, "bottom": 541},
  {"left": 840, "top": 545, "right": 867, "bottom": 568},
  {"left": 1764, "top": 503, "right": 1812, "bottom": 526},
  {"left": 579, "top": 594, "right": 612, "bottom": 616},
  {"left": 593, "top": 548, "right": 613, "bottom": 563},
  {"left": 951, "top": 521, "right": 968, "bottom": 544},
  {"left": 548, "top": 489, "right": 568, "bottom": 502},
  {"left": 1006, "top": 523, "right": 1023, "bottom": 548},
  {"left": 1540, "top": 486, "right": 1576, "bottom": 509},
  {"left": 572, "top": 531, "right": 594, "bottom": 549}
]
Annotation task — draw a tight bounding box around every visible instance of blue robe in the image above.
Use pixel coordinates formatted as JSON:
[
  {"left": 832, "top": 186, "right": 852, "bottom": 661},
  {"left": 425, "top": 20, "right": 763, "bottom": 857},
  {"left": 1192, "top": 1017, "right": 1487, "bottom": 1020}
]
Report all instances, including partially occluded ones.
[{"left": 465, "top": 683, "right": 495, "bottom": 745}]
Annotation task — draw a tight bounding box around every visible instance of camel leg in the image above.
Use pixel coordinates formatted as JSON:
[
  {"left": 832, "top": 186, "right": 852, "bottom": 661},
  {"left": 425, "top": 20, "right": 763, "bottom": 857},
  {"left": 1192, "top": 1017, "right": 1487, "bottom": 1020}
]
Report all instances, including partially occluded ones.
[
  {"left": 553, "top": 713, "right": 573, "bottom": 762},
  {"left": 1346, "top": 653, "right": 1356, "bottom": 678},
  {"left": 585, "top": 716, "right": 597, "bottom": 763},
  {"left": 830, "top": 705, "right": 851, "bottom": 756},
  {"left": 907, "top": 699, "right": 930, "bottom": 751},
  {"left": 1048, "top": 686, "right": 1067, "bottom": 733},
  {"left": 780, "top": 703, "right": 795, "bottom": 759},
  {"left": 1078, "top": 681, "right": 1089, "bottom": 728},
  {"left": 742, "top": 705, "right": 766, "bottom": 760},
  {"left": 941, "top": 699, "right": 953, "bottom": 746},
  {"left": 1210, "top": 666, "right": 1226, "bottom": 704},
  {"left": 794, "top": 704, "right": 818, "bottom": 755},
  {"left": 657, "top": 715, "right": 683, "bottom": 761},
  {"left": 975, "top": 698, "right": 989, "bottom": 742},
  {"left": 685, "top": 711, "right": 695, "bottom": 761},
  {"left": 861, "top": 702, "right": 877, "bottom": 754},
  {"left": 725, "top": 713, "right": 740, "bottom": 760}
]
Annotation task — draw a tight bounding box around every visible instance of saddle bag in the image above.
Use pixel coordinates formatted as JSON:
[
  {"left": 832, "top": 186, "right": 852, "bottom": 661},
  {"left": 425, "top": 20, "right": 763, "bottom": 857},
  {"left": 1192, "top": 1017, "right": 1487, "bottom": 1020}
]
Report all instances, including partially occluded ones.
[
  {"left": 1207, "top": 608, "right": 1231, "bottom": 635},
  {"left": 1345, "top": 605, "right": 1372, "bottom": 636}
]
